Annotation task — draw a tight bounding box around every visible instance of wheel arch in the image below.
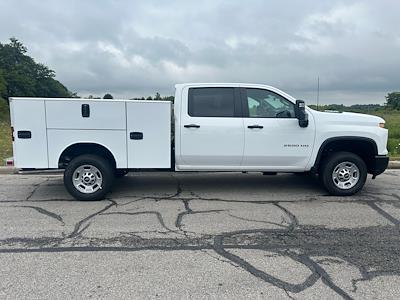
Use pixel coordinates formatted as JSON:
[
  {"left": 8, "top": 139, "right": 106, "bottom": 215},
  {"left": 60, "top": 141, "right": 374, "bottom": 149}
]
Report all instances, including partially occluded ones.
[
  {"left": 58, "top": 142, "right": 117, "bottom": 170},
  {"left": 313, "top": 137, "right": 378, "bottom": 174}
]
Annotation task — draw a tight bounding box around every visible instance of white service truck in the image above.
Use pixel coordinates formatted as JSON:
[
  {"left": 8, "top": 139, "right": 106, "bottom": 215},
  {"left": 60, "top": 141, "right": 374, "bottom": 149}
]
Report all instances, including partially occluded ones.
[{"left": 9, "top": 83, "right": 389, "bottom": 200}]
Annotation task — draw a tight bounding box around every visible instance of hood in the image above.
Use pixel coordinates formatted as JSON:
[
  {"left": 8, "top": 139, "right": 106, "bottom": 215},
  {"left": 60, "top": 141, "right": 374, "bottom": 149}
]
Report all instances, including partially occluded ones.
[{"left": 309, "top": 109, "right": 385, "bottom": 126}]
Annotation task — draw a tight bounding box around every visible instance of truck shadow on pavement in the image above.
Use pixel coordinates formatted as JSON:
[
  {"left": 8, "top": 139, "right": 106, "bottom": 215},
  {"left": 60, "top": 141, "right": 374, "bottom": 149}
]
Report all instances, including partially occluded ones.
[
  {"left": 112, "top": 172, "right": 326, "bottom": 199},
  {"left": 1, "top": 172, "right": 399, "bottom": 299}
]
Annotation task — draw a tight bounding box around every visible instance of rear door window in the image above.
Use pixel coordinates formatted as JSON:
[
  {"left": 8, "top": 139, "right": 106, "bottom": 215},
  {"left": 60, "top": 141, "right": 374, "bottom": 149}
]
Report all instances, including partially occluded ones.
[{"left": 188, "top": 88, "right": 236, "bottom": 117}]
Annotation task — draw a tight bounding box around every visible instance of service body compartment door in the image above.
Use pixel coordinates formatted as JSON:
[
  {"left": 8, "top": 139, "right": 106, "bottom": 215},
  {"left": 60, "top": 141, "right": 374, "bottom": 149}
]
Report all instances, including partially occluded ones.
[
  {"left": 10, "top": 99, "right": 48, "bottom": 168},
  {"left": 127, "top": 101, "right": 171, "bottom": 168},
  {"left": 46, "top": 100, "right": 126, "bottom": 130}
]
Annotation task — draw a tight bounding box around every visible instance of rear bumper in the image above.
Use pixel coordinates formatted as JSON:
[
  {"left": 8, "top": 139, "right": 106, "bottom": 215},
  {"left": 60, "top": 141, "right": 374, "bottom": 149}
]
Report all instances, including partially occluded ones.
[{"left": 371, "top": 155, "right": 389, "bottom": 177}]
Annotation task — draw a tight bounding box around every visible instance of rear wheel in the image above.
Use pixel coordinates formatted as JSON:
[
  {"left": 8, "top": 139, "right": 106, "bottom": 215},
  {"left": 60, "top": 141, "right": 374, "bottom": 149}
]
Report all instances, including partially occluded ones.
[
  {"left": 64, "top": 155, "right": 114, "bottom": 201},
  {"left": 320, "top": 151, "right": 367, "bottom": 196}
]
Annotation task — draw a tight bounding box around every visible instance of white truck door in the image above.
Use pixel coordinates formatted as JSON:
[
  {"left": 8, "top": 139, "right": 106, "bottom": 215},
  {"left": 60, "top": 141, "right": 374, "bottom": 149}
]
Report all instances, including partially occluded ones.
[
  {"left": 178, "top": 87, "right": 244, "bottom": 170},
  {"left": 127, "top": 101, "right": 171, "bottom": 168},
  {"left": 241, "top": 88, "right": 315, "bottom": 170}
]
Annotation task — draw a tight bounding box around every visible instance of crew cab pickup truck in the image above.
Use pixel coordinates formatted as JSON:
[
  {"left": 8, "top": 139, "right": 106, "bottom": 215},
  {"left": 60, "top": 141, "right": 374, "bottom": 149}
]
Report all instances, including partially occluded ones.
[{"left": 9, "top": 83, "right": 389, "bottom": 200}]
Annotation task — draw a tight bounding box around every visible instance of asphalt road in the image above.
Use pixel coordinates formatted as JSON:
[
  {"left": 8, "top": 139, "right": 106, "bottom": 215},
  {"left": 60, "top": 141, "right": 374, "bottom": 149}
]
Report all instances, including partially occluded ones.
[{"left": 0, "top": 170, "right": 399, "bottom": 299}]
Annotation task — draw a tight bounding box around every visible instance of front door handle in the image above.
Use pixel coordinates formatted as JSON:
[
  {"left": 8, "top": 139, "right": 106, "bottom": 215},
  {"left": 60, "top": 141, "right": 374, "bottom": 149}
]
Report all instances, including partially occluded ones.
[
  {"left": 184, "top": 124, "right": 200, "bottom": 128},
  {"left": 248, "top": 125, "right": 264, "bottom": 129}
]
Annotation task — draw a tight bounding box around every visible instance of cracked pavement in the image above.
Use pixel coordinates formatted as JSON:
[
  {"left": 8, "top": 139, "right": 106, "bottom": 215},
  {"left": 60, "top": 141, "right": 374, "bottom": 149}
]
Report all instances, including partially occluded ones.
[{"left": 0, "top": 171, "right": 399, "bottom": 299}]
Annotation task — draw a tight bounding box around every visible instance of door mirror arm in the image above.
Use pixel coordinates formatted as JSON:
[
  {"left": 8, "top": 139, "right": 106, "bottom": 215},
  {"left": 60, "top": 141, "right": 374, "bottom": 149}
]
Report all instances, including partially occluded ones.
[{"left": 295, "top": 100, "right": 309, "bottom": 128}]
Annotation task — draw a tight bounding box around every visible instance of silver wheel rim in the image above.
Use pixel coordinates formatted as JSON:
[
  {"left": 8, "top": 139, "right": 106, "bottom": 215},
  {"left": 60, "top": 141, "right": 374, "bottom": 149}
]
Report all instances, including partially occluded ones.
[
  {"left": 332, "top": 161, "right": 360, "bottom": 190},
  {"left": 72, "top": 165, "right": 103, "bottom": 194}
]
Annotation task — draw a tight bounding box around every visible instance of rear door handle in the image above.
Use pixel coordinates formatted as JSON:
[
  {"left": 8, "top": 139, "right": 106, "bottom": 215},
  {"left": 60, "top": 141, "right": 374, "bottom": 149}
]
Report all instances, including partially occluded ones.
[
  {"left": 184, "top": 124, "right": 200, "bottom": 128},
  {"left": 247, "top": 125, "right": 264, "bottom": 129}
]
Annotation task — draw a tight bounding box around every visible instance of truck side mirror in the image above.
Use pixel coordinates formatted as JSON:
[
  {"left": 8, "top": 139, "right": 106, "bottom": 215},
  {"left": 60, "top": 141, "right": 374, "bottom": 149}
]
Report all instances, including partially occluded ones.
[{"left": 295, "top": 100, "right": 309, "bottom": 128}]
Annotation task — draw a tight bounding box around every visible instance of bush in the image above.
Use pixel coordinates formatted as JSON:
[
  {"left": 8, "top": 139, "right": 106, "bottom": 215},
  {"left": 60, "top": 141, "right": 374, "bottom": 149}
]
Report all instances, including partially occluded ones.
[
  {"left": 387, "top": 138, "right": 400, "bottom": 156},
  {"left": 0, "top": 98, "right": 9, "bottom": 121},
  {"left": 0, "top": 99, "right": 11, "bottom": 162}
]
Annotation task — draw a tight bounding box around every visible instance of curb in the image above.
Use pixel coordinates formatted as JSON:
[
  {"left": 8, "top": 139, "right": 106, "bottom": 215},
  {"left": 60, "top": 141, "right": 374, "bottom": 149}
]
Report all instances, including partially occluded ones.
[
  {"left": 389, "top": 161, "right": 400, "bottom": 169},
  {"left": 1, "top": 162, "right": 400, "bottom": 174},
  {"left": 0, "top": 167, "right": 17, "bottom": 174},
  {"left": 0, "top": 167, "right": 63, "bottom": 175}
]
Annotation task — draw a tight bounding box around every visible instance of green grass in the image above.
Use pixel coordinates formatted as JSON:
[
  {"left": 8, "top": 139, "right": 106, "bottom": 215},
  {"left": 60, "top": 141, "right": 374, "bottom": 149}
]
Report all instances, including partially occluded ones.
[
  {"left": 0, "top": 120, "right": 12, "bottom": 163},
  {"left": 375, "top": 112, "right": 400, "bottom": 156},
  {"left": 0, "top": 100, "right": 12, "bottom": 163}
]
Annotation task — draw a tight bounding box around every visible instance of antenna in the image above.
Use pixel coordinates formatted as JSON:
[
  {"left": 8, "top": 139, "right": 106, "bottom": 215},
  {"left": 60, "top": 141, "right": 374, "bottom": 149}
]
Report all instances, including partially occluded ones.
[{"left": 317, "top": 76, "right": 320, "bottom": 111}]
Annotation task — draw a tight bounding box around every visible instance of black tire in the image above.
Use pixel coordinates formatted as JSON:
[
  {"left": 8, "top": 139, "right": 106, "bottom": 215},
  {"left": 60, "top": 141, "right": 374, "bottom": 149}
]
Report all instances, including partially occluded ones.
[
  {"left": 320, "top": 151, "right": 367, "bottom": 196},
  {"left": 64, "top": 154, "right": 114, "bottom": 201},
  {"left": 115, "top": 169, "right": 129, "bottom": 178}
]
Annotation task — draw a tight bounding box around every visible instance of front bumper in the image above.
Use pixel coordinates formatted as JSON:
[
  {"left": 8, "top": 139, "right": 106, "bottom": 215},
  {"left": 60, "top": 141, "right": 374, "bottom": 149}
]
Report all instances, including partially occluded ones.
[{"left": 371, "top": 155, "right": 389, "bottom": 177}]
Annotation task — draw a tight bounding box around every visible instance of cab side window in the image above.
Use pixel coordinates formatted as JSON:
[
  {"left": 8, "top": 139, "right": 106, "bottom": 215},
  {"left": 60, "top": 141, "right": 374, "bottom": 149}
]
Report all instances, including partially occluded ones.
[
  {"left": 246, "top": 88, "right": 295, "bottom": 118},
  {"left": 188, "top": 88, "right": 235, "bottom": 117}
]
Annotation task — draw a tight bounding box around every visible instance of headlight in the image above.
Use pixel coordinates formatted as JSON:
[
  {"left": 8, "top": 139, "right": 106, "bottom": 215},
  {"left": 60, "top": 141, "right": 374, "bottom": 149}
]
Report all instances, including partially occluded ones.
[{"left": 379, "top": 123, "right": 385, "bottom": 128}]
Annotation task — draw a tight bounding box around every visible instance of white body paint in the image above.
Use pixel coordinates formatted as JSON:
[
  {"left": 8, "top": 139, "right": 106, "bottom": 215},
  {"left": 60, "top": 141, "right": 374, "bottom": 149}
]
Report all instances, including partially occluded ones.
[{"left": 9, "top": 83, "right": 388, "bottom": 172}]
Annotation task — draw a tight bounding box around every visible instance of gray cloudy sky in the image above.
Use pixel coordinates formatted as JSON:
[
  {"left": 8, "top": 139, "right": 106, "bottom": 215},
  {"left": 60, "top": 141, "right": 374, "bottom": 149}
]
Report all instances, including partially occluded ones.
[{"left": 0, "top": 0, "right": 399, "bottom": 104}]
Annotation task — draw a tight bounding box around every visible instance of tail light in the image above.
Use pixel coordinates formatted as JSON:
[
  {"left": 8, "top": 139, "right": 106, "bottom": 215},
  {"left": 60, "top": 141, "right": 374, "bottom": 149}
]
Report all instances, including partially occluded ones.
[{"left": 11, "top": 126, "right": 14, "bottom": 141}]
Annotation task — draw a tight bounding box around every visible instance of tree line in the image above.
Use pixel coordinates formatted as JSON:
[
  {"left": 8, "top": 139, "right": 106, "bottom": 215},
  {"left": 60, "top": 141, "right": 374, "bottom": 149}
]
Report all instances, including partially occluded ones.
[
  {"left": 84, "top": 93, "right": 174, "bottom": 101},
  {"left": 309, "top": 99, "right": 400, "bottom": 112},
  {"left": 0, "top": 38, "right": 71, "bottom": 102},
  {"left": 386, "top": 92, "right": 400, "bottom": 110}
]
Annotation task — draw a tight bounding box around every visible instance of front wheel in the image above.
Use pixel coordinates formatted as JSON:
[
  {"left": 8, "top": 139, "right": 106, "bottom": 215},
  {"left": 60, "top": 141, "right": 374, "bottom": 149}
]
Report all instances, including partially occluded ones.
[
  {"left": 64, "top": 154, "right": 114, "bottom": 201},
  {"left": 320, "top": 152, "right": 367, "bottom": 196}
]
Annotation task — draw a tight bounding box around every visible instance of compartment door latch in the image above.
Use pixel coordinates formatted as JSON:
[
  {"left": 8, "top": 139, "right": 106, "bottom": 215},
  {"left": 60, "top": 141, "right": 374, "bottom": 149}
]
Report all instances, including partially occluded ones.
[
  {"left": 130, "top": 132, "right": 143, "bottom": 140},
  {"left": 81, "top": 104, "right": 90, "bottom": 118}
]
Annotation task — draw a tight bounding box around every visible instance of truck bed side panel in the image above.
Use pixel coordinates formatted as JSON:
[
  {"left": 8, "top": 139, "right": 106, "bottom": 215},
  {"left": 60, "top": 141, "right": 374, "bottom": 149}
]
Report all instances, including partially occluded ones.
[
  {"left": 10, "top": 99, "right": 49, "bottom": 168},
  {"left": 45, "top": 99, "right": 128, "bottom": 169},
  {"left": 127, "top": 102, "right": 171, "bottom": 168},
  {"left": 47, "top": 129, "right": 127, "bottom": 168}
]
